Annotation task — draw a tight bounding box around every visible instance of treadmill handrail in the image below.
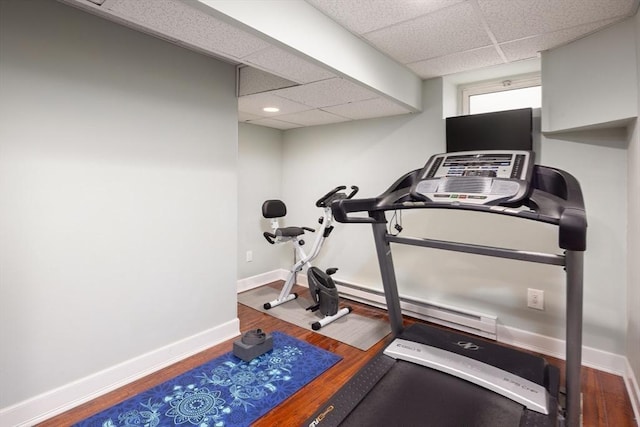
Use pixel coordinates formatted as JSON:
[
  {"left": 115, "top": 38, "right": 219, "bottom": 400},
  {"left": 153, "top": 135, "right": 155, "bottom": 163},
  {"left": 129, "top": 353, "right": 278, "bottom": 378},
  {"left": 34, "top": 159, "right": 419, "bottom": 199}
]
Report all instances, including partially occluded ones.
[{"left": 331, "top": 165, "right": 587, "bottom": 251}]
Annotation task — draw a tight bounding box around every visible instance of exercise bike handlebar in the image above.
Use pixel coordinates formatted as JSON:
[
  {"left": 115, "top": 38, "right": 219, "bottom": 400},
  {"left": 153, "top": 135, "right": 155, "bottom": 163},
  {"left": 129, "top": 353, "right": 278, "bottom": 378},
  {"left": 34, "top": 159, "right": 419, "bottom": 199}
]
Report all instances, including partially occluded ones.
[
  {"left": 316, "top": 185, "right": 359, "bottom": 208},
  {"left": 263, "top": 232, "right": 277, "bottom": 245}
]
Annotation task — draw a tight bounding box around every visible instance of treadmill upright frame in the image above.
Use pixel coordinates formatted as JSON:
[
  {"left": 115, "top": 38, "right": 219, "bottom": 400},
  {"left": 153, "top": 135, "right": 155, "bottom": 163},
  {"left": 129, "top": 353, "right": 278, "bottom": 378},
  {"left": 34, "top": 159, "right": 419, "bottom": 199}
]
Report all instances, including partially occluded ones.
[
  {"left": 330, "top": 162, "right": 587, "bottom": 427},
  {"left": 371, "top": 219, "right": 583, "bottom": 426}
]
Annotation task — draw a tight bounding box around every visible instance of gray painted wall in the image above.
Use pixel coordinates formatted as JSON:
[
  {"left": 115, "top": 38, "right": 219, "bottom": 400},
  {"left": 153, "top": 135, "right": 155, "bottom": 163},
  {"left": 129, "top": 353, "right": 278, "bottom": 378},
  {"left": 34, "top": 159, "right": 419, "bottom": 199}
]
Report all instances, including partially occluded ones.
[
  {"left": 237, "top": 123, "right": 290, "bottom": 278},
  {"left": 0, "top": 0, "right": 238, "bottom": 408},
  {"left": 629, "top": 10, "right": 640, "bottom": 399}
]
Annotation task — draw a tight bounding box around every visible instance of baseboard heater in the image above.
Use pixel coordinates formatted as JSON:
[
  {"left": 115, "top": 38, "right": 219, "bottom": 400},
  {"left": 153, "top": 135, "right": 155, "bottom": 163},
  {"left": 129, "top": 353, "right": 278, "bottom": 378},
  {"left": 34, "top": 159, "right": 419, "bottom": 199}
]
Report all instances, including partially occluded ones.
[{"left": 334, "top": 280, "right": 498, "bottom": 340}]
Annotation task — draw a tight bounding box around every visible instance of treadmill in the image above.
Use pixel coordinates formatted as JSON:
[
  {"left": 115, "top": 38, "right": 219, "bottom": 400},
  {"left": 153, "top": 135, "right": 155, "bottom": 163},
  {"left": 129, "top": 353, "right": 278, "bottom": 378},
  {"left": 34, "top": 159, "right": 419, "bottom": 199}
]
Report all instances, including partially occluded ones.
[{"left": 304, "top": 150, "right": 587, "bottom": 427}]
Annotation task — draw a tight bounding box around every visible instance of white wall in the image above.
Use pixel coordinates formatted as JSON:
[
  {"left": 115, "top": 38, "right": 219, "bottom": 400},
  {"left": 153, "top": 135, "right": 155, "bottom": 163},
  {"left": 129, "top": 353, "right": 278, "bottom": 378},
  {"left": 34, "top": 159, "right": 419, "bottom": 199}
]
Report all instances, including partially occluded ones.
[
  {"left": 628, "top": 9, "right": 640, "bottom": 406},
  {"left": 281, "top": 79, "right": 445, "bottom": 289},
  {"left": 541, "top": 13, "right": 637, "bottom": 369},
  {"left": 541, "top": 18, "right": 638, "bottom": 132},
  {"left": 237, "top": 123, "right": 290, "bottom": 279},
  {"left": 0, "top": 0, "right": 238, "bottom": 416},
  {"left": 539, "top": 129, "right": 628, "bottom": 353}
]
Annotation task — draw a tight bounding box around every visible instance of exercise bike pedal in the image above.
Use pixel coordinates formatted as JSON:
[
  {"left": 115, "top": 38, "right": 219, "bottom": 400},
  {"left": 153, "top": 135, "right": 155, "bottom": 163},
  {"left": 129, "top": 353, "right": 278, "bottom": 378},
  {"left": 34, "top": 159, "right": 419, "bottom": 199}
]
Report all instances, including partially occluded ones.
[
  {"left": 325, "top": 267, "right": 338, "bottom": 275},
  {"left": 306, "top": 303, "right": 320, "bottom": 312}
]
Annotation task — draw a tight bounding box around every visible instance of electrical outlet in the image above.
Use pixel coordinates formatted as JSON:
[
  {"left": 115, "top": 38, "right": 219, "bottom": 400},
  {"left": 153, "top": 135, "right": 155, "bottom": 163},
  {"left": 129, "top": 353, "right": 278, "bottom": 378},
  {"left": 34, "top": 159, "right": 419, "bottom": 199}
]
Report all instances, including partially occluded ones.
[
  {"left": 246, "top": 250, "right": 253, "bottom": 262},
  {"left": 527, "top": 288, "right": 544, "bottom": 310}
]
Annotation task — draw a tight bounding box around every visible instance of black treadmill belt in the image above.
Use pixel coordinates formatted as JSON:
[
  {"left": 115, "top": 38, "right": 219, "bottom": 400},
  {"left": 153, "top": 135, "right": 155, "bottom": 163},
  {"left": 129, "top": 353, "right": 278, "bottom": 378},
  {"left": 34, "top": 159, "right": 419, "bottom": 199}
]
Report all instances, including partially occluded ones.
[
  {"left": 340, "top": 359, "right": 525, "bottom": 427},
  {"left": 304, "top": 323, "right": 559, "bottom": 426}
]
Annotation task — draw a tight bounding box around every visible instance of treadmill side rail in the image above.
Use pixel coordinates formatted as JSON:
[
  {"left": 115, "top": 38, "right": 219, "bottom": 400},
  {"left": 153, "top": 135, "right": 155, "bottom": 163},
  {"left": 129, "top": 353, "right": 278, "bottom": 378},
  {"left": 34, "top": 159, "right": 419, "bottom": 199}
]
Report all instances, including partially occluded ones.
[{"left": 384, "top": 338, "right": 550, "bottom": 415}]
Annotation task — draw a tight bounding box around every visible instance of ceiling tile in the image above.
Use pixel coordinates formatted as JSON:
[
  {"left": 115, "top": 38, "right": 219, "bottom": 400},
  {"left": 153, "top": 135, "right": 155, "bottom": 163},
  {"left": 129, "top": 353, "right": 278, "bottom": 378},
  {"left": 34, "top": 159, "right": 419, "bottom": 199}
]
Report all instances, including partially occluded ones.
[
  {"left": 322, "top": 97, "right": 412, "bottom": 120},
  {"left": 364, "top": 1, "right": 492, "bottom": 64},
  {"left": 408, "top": 46, "right": 504, "bottom": 79},
  {"left": 273, "top": 78, "right": 377, "bottom": 108},
  {"left": 477, "top": 0, "right": 637, "bottom": 42},
  {"left": 103, "top": 0, "right": 271, "bottom": 59},
  {"left": 306, "top": 0, "right": 465, "bottom": 34},
  {"left": 238, "top": 92, "right": 313, "bottom": 117},
  {"left": 273, "top": 109, "right": 351, "bottom": 127},
  {"left": 238, "top": 66, "right": 299, "bottom": 96},
  {"left": 238, "top": 111, "right": 263, "bottom": 122},
  {"left": 245, "top": 118, "right": 303, "bottom": 130},
  {"left": 242, "top": 46, "right": 336, "bottom": 84},
  {"left": 92, "top": 0, "right": 640, "bottom": 128},
  {"left": 499, "top": 18, "right": 621, "bottom": 62}
]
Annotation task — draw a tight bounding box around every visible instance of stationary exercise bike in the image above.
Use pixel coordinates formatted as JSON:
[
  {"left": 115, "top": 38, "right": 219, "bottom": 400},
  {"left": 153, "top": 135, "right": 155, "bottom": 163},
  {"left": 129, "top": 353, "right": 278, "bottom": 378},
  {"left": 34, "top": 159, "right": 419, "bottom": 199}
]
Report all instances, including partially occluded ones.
[{"left": 261, "top": 185, "right": 358, "bottom": 330}]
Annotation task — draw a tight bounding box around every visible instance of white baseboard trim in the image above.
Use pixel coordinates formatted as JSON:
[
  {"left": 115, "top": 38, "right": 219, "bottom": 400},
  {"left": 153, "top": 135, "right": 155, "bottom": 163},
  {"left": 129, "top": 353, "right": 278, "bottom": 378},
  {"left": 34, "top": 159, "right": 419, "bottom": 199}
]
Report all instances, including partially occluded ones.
[
  {"left": 1, "top": 319, "right": 240, "bottom": 427},
  {"left": 497, "top": 324, "right": 629, "bottom": 375},
  {"left": 334, "top": 278, "right": 498, "bottom": 340},
  {"left": 237, "top": 269, "right": 288, "bottom": 293},
  {"left": 625, "top": 360, "right": 640, "bottom": 423}
]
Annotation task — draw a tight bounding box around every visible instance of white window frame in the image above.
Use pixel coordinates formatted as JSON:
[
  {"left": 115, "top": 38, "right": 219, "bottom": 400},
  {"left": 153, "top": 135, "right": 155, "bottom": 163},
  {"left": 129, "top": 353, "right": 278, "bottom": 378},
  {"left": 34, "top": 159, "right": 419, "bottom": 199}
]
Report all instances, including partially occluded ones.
[{"left": 459, "top": 72, "right": 541, "bottom": 115}]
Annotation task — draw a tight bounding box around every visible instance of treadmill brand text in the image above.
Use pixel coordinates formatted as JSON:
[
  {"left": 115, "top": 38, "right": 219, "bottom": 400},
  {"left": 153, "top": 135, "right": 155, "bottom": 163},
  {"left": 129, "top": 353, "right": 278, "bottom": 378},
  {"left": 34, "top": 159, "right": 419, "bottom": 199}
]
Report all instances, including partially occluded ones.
[
  {"left": 397, "top": 342, "right": 421, "bottom": 352},
  {"left": 309, "top": 404, "right": 334, "bottom": 426}
]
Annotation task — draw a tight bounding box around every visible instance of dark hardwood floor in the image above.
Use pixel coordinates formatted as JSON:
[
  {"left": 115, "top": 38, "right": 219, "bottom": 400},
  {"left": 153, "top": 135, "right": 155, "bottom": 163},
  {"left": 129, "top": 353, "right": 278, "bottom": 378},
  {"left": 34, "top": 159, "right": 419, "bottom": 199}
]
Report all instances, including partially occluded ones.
[{"left": 39, "top": 283, "right": 637, "bottom": 427}]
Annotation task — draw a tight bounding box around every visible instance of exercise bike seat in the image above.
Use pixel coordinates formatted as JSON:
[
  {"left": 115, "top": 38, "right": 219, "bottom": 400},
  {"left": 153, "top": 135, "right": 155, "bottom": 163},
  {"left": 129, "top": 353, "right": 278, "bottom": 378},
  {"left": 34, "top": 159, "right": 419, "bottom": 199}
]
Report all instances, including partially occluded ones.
[
  {"left": 275, "top": 226, "right": 306, "bottom": 238},
  {"left": 262, "top": 199, "right": 314, "bottom": 243}
]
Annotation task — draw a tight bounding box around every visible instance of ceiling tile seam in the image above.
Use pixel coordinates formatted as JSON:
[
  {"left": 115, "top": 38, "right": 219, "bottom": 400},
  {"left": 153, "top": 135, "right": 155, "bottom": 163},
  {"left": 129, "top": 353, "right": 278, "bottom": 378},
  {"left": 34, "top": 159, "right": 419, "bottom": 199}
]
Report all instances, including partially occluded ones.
[
  {"left": 241, "top": 65, "right": 337, "bottom": 87},
  {"left": 267, "top": 93, "right": 318, "bottom": 111},
  {"left": 496, "top": 16, "right": 632, "bottom": 49},
  {"left": 238, "top": 99, "right": 320, "bottom": 117},
  {"left": 268, "top": 90, "right": 380, "bottom": 110},
  {"left": 403, "top": 43, "right": 498, "bottom": 67},
  {"left": 259, "top": 112, "right": 351, "bottom": 126},
  {"left": 469, "top": 0, "right": 507, "bottom": 63},
  {"left": 243, "top": 116, "right": 298, "bottom": 125},
  {"left": 249, "top": 117, "right": 304, "bottom": 126},
  {"left": 238, "top": 62, "right": 306, "bottom": 85},
  {"left": 358, "top": 0, "right": 471, "bottom": 38},
  {"left": 236, "top": 46, "right": 332, "bottom": 85},
  {"left": 317, "top": 108, "right": 354, "bottom": 120},
  {"left": 237, "top": 43, "right": 273, "bottom": 60},
  {"left": 237, "top": 86, "right": 300, "bottom": 97}
]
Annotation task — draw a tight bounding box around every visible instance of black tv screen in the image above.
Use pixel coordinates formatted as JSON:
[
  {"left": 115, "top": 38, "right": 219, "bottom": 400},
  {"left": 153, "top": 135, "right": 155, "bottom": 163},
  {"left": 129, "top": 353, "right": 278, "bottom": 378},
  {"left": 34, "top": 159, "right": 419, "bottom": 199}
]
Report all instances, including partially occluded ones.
[{"left": 446, "top": 107, "right": 532, "bottom": 152}]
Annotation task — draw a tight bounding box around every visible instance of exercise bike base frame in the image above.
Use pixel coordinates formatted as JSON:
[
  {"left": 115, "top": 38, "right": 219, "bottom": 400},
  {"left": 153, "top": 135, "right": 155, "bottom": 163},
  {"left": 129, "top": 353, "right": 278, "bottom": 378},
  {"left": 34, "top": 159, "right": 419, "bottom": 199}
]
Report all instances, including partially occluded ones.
[
  {"left": 311, "top": 306, "right": 352, "bottom": 331},
  {"left": 263, "top": 292, "right": 297, "bottom": 310}
]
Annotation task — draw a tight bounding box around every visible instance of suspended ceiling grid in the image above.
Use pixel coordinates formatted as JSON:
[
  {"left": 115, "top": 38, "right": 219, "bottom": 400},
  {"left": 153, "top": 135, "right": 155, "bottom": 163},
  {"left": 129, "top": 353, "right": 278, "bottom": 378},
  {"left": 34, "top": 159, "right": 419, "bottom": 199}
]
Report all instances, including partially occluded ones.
[{"left": 62, "top": 0, "right": 639, "bottom": 129}]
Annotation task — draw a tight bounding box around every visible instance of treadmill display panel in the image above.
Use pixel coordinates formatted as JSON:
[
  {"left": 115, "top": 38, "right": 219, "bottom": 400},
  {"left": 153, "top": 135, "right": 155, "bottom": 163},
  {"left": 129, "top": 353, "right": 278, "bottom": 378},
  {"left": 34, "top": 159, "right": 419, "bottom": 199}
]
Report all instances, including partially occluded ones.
[{"left": 411, "top": 150, "right": 534, "bottom": 206}]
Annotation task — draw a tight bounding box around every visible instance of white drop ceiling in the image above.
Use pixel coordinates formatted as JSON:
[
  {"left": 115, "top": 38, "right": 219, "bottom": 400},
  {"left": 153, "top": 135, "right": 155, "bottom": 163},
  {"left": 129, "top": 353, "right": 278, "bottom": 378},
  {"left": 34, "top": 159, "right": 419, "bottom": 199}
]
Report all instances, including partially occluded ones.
[{"left": 63, "top": 0, "right": 639, "bottom": 130}]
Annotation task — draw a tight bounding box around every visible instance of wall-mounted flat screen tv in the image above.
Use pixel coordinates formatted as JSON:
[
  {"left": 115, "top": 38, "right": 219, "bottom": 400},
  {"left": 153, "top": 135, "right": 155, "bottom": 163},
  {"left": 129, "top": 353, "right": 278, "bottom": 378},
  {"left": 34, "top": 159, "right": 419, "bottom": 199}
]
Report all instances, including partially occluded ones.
[{"left": 446, "top": 107, "right": 533, "bottom": 152}]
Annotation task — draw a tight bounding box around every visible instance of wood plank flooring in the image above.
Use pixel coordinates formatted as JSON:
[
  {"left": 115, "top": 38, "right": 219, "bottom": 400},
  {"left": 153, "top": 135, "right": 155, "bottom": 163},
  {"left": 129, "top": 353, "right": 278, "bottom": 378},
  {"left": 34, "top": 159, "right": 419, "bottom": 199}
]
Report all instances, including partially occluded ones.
[{"left": 39, "top": 283, "right": 637, "bottom": 427}]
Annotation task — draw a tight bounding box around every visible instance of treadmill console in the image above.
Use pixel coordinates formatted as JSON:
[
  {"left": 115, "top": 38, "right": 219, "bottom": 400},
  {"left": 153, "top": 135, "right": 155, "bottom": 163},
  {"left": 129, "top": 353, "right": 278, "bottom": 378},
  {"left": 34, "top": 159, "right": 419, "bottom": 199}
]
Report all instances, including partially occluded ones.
[{"left": 410, "top": 150, "right": 534, "bottom": 206}]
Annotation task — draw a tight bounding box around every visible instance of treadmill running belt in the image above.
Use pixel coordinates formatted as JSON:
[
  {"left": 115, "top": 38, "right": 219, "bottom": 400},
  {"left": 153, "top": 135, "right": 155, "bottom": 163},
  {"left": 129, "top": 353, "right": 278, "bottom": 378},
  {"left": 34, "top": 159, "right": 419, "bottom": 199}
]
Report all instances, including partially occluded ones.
[
  {"left": 340, "top": 360, "right": 525, "bottom": 427},
  {"left": 305, "top": 350, "right": 558, "bottom": 426}
]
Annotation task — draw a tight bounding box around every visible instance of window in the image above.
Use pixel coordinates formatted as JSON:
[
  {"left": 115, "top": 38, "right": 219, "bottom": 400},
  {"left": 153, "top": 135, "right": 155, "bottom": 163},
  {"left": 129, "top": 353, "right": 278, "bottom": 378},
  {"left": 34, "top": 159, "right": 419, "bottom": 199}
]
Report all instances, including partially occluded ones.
[{"left": 460, "top": 73, "right": 541, "bottom": 115}]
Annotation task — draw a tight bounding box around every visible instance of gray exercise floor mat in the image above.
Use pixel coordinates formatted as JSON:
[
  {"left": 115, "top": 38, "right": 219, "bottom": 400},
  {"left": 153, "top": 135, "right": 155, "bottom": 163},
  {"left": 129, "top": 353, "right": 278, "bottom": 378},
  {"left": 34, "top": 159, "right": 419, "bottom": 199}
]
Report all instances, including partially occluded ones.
[{"left": 238, "top": 286, "right": 390, "bottom": 351}]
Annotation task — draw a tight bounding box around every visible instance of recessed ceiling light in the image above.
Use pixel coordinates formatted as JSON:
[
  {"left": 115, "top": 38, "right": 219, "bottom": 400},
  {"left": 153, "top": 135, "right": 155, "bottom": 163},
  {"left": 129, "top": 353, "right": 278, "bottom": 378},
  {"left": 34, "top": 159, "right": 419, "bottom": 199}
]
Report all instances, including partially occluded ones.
[{"left": 263, "top": 107, "right": 280, "bottom": 113}]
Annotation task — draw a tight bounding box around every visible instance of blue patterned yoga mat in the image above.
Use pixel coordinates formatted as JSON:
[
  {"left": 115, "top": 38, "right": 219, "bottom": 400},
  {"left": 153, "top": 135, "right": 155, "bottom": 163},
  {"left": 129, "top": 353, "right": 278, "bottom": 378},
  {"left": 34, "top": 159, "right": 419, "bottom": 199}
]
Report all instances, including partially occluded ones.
[{"left": 75, "top": 332, "right": 341, "bottom": 427}]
